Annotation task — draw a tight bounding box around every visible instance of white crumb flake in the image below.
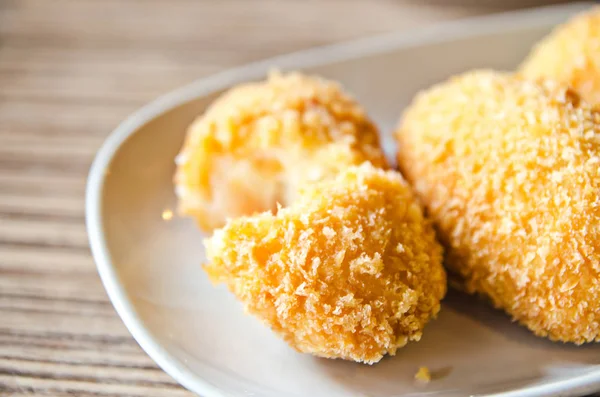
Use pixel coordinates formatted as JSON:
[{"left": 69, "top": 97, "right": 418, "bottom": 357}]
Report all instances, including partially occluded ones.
[
  {"left": 322, "top": 226, "right": 335, "bottom": 239},
  {"left": 175, "top": 153, "right": 188, "bottom": 165},
  {"left": 175, "top": 184, "right": 187, "bottom": 198}
]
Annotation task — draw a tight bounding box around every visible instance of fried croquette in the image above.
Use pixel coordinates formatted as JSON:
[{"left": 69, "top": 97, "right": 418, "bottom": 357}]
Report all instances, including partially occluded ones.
[
  {"left": 174, "top": 72, "right": 388, "bottom": 231},
  {"left": 204, "top": 163, "right": 446, "bottom": 363},
  {"left": 520, "top": 7, "right": 600, "bottom": 105},
  {"left": 396, "top": 70, "right": 600, "bottom": 343}
]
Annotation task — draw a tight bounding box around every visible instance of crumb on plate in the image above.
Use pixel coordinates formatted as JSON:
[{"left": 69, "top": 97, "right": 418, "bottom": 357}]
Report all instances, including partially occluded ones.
[{"left": 415, "top": 366, "right": 431, "bottom": 383}]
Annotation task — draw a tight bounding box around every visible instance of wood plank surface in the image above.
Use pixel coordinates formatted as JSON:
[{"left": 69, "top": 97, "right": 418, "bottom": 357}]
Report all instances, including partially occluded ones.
[{"left": 0, "top": 0, "right": 594, "bottom": 396}]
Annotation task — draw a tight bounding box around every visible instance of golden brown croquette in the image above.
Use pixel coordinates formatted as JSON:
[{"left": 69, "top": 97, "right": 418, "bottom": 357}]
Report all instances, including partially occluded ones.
[
  {"left": 174, "top": 72, "right": 388, "bottom": 231},
  {"left": 520, "top": 7, "right": 600, "bottom": 105},
  {"left": 204, "top": 163, "right": 446, "bottom": 363},
  {"left": 396, "top": 70, "right": 600, "bottom": 343}
]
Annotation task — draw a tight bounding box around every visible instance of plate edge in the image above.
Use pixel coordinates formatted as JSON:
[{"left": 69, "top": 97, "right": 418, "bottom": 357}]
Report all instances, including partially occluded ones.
[{"left": 85, "top": 3, "right": 600, "bottom": 397}]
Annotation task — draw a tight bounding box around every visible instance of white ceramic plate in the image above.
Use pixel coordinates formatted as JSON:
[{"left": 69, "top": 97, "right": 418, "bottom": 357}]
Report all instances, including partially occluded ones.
[{"left": 86, "top": 3, "right": 600, "bottom": 397}]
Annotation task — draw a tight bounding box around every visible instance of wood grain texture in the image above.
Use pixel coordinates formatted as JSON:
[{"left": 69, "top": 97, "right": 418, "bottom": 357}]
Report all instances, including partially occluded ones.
[{"left": 0, "top": 0, "right": 593, "bottom": 396}]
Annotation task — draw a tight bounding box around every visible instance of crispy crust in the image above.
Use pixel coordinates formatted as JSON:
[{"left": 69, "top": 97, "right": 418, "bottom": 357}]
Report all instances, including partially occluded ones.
[
  {"left": 396, "top": 70, "right": 600, "bottom": 343},
  {"left": 204, "top": 163, "right": 446, "bottom": 363},
  {"left": 520, "top": 7, "right": 600, "bottom": 105},
  {"left": 174, "top": 72, "right": 388, "bottom": 230}
]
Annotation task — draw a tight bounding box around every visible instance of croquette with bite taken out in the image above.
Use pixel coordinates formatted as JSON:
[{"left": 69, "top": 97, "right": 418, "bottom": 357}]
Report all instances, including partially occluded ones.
[
  {"left": 174, "top": 72, "right": 388, "bottom": 231},
  {"left": 204, "top": 163, "right": 446, "bottom": 364}
]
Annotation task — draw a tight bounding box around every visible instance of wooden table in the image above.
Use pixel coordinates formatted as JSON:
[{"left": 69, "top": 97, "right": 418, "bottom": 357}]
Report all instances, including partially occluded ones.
[{"left": 0, "top": 0, "right": 590, "bottom": 396}]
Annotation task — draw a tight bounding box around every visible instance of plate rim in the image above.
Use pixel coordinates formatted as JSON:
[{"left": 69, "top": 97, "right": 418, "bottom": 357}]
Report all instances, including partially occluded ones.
[{"left": 86, "top": 3, "right": 600, "bottom": 396}]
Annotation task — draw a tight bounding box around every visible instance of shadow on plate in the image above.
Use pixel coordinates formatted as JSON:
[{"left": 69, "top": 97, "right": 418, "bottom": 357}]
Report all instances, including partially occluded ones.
[{"left": 315, "top": 289, "right": 600, "bottom": 397}]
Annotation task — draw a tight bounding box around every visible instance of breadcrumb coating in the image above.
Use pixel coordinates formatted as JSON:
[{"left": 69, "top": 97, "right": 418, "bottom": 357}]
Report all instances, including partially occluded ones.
[
  {"left": 520, "top": 7, "right": 600, "bottom": 105},
  {"left": 396, "top": 70, "right": 600, "bottom": 343},
  {"left": 204, "top": 163, "right": 446, "bottom": 363},
  {"left": 174, "top": 71, "right": 388, "bottom": 230}
]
